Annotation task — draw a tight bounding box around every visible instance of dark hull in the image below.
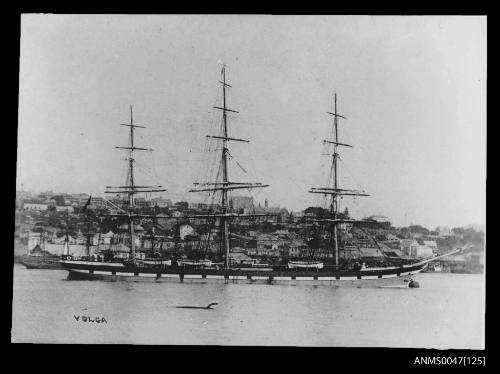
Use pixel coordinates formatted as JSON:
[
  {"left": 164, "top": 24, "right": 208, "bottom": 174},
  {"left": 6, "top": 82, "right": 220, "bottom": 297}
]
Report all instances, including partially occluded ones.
[{"left": 60, "top": 260, "right": 427, "bottom": 287}]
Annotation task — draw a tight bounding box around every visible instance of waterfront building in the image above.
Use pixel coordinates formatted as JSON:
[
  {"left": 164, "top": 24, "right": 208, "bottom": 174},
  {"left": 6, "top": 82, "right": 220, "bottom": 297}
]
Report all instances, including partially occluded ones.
[
  {"left": 253, "top": 199, "right": 289, "bottom": 222},
  {"left": 23, "top": 201, "right": 50, "bottom": 211},
  {"left": 55, "top": 205, "right": 74, "bottom": 213},
  {"left": 400, "top": 239, "right": 419, "bottom": 257},
  {"left": 151, "top": 196, "right": 172, "bottom": 208},
  {"left": 230, "top": 196, "right": 254, "bottom": 212}
]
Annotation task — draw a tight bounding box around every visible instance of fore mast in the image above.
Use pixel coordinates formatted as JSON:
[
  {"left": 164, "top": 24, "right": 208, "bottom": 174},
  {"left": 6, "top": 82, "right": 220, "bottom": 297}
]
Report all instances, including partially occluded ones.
[
  {"left": 189, "top": 64, "right": 270, "bottom": 269},
  {"left": 309, "top": 93, "right": 369, "bottom": 267},
  {"left": 104, "top": 106, "right": 166, "bottom": 263}
]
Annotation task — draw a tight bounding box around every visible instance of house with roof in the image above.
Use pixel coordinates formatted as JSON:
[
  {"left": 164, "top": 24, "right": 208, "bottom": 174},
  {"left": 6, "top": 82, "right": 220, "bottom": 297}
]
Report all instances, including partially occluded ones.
[
  {"left": 179, "top": 224, "right": 196, "bottom": 241},
  {"left": 230, "top": 196, "right": 254, "bottom": 212},
  {"left": 172, "top": 210, "right": 184, "bottom": 218},
  {"left": 253, "top": 199, "right": 289, "bottom": 223},
  {"left": 274, "top": 229, "right": 290, "bottom": 238},
  {"left": 151, "top": 197, "right": 172, "bottom": 208},
  {"left": 23, "top": 201, "right": 50, "bottom": 211},
  {"left": 286, "top": 238, "right": 308, "bottom": 258},
  {"left": 400, "top": 239, "right": 419, "bottom": 257},
  {"left": 436, "top": 226, "right": 453, "bottom": 237},
  {"left": 51, "top": 234, "right": 77, "bottom": 244},
  {"left": 93, "top": 230, "right": 114, "bottom": 245},
  {"left": 134, "top": 197, "right": 151, "bottom": 208},
  {"left": 412, "top": 239, "right": 434, "bottom": 258},
  {"left": 88, "top": 196, "right": 107, "bottom": 210},
  {"left": 254, "top": 233, "right": 280, "bottom": 255},
  {"left": 56, "top": 205, "right": 74, "bottom": 213},
  {"left": 358, "top": 247, "right": 385, "bottom": 261}
]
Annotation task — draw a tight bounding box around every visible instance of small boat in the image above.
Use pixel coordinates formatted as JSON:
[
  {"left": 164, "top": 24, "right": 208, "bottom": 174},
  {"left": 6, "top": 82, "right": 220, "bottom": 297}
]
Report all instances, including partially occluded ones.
[
  {"left": 142, "top": 259, "right": 172, "bottom": 267},
  {"left": 20, "top": 237, "right": 63, "bottom": 270},
  {"left": 236, "top": 260, "right": 272, "bottom": 269},
  {"left": 287, "top": 261, "right": 324, "bottom": 270},
  {"left": 177, "top": 259, "right": 212, "bottom": 267}
]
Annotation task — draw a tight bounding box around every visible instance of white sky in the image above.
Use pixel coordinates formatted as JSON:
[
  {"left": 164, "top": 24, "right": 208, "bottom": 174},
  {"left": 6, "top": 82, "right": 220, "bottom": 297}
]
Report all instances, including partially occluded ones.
[{"left": 17, "top": 15, "right": 486, "bottom": 228}]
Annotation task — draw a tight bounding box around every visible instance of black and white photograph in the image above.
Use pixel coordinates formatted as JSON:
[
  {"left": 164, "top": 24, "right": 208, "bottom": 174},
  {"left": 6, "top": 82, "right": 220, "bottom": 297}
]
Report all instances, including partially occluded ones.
[{"left": 13, "top": 14, "right": 485, "bottom": 349}]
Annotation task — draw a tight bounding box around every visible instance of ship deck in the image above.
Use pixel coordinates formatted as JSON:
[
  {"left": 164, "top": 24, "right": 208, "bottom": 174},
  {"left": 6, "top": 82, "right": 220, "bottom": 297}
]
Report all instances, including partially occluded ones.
[{"left": 60, "top": 260, "right": 427, "bottom": 284}]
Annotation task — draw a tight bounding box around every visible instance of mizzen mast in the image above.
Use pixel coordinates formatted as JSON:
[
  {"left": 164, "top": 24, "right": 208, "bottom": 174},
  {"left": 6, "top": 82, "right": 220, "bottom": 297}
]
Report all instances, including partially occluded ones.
[
  {"left": 189, "top": 64, "right": 270, "bottom": 269},
  {"left": 309, "top": 93, "right": 369, "bottom": 267}
]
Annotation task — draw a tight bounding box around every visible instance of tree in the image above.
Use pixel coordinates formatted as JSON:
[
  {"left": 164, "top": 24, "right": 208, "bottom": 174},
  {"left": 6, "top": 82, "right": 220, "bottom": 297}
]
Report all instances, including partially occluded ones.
[
  {"left": 52, "top": 195, "right": 66, "bottom": 206},
  {"left": 304, "top": 206, "right": 330, "bottom": 219},
  {"left": 407, "top": 225, "right": 430, "bottom": 235}
]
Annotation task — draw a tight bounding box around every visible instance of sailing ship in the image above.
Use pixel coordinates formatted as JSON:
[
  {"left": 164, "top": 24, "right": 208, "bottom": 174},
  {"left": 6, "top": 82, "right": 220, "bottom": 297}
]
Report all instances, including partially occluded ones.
[
  {"left": 60, "top": 67, "right": 459, "bottom": 285},
  {"left": 20, "top": 210, "right": 94, "bottom": 269},
  {"left": 20, "top": 231, "right": 62, "bottom": 269}
]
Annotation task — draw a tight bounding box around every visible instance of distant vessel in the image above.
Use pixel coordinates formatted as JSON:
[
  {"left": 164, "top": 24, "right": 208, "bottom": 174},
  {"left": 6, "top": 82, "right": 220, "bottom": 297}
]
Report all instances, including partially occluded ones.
[
  {"left": 60, "top": 69, "right": 459, "bottom": 285},
  {"left": 20, "top": 213, "right": 94, "bottom": 270},
  {"left": 20, "top": 231, "right": 63, "bottom": 269}
]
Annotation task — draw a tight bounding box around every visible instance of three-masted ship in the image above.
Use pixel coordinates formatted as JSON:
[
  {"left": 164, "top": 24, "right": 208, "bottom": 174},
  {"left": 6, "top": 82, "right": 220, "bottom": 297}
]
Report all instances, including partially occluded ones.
[{"left": 60, "top": 68, "right": 458, "bottom": 286}]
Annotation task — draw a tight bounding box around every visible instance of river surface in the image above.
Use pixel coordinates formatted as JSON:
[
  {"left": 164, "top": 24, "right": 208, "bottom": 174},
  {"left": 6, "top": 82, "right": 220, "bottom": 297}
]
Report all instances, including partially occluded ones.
[{"left": 11, "top": 264, "right": 484, "bottom": 348}]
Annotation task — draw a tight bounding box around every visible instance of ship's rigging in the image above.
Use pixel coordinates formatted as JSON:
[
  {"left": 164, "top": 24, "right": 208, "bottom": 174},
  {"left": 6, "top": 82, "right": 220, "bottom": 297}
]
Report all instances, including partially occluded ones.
[
  {"left": 188, "top": 64, "right": 272, "bottom": 269},
  {"left": 103, "top": 106, "right": 166, "bottom": 263},
  {"left": 308, "top": 93, "right": 370, "bottom": 267}
]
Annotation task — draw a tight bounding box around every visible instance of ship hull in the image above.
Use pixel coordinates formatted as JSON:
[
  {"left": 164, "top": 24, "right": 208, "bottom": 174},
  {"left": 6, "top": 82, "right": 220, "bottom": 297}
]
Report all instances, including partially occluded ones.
[
  {"left": 60, "top": 260, "right": 427, "bottom": 287},
  {"left": 20, "top": 257, "right": 63, "bottom": 270}
]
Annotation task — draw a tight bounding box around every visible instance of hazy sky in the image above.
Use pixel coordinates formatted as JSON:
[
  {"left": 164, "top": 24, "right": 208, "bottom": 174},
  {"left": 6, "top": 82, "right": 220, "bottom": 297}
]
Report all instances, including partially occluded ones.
[{"left": 17, "top": 15, "right": 486, "bottom": 228}]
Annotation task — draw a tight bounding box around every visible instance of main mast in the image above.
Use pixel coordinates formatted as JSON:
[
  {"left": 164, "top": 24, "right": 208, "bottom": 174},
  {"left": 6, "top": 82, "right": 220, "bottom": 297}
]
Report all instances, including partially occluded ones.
[
  {"left": 309, "top": 93, "right": 369, "bottom": 267},
  {"left": 189, "top": 64, "right": 270, "bottom": 269},
  {"left": 332, "top": 93, "right": 340, "bottom": 265},
  {"left": 221, "top": 65, "right": 231, "bottom": 268}
]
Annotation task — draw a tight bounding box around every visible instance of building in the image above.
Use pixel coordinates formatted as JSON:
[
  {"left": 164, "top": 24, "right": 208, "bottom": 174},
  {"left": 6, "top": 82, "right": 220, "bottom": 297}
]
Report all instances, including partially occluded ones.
[
  {"left": 413, "top": 239, "right": 434, "bottom": 258},
  {"left": 92, "top": 230, "right": 115, "bottom": 245},
  {"left": 423, "top": 240, "right": 438, "bottom": 252},
  {"left": 23, "top": 201, "right": 50, "bottom": 211},
  {"left": 274, "top": 229, "right": 290, "bottom": 238},
  {"left": 386, "top": 233, "right": 400, "bottom": 241},
  {"left": 466, "top": 252, "right": 485, "bottom": 272},
  {"left": 55, "top": 205, "right": 74, "bottom": 213},
  {"left": 38, "top": 190, "right": 55, "bottom": 200},
  {"left": 436, "top": 226, "right": 453, "bottom": 237},
  {"left": 230, "top": 196, "right": 254, "bottom": 212},
  {"left": 179, "top": 224, "right": 196, "bottom": 240},
  {"left": 286, "top": 239, "right": 308, "bottom": 258},
  {"left": 151, "top": 197, "right": 172, "bottom": 208},
  {"left": 71, "top": 193, "right": 90, "bottom": 204},
  {"left": 359, "top": 215, "right": 391, "bottom": 229},
  {"left": 197, "top": 202, "right": 219, "bottom": 211},
  {"left": 253, "top": 199, "right": 289, "bottom": 223},
  {"left": 358, "top": 247, "right": 385, "bottom": 261},
  {"left": 134, "top": 197, "right": 151, "bottom": 208},
  {"left": 400, "top": 239, "right": 419, "bottom": 257}
]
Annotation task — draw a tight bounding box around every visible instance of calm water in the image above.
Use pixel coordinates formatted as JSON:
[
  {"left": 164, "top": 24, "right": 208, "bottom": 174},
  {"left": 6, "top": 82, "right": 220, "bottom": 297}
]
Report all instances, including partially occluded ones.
[{"left": 11, "top": 264, "right": 484, "bottom": 348}]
